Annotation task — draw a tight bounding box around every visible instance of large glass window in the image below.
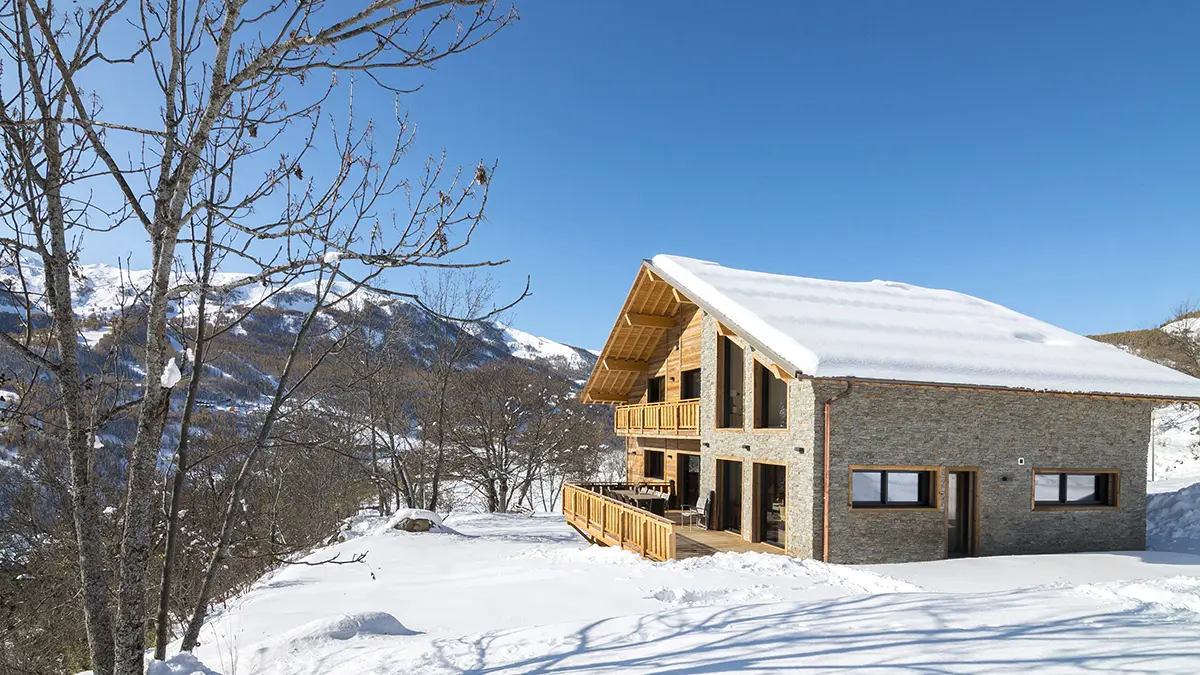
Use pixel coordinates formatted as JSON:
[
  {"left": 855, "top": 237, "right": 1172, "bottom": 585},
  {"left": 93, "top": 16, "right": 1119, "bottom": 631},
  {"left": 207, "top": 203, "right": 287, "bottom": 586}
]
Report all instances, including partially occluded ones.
[
  {"left": 755, "top": 463, "right": 787, "bottom": 548},
  {"left": 646, "top": 376, "right": 665, "bottom": 403},
  {"left": 1033, "top": 471, "right": 1117, "bottom": 508},
  {"left": 681, "top": 368, "right": 701, "bottom": 400},
  {"left": 753, "top": 362, "right": 787, "bottom": 428},
  {"left": 643, "top": 449, "right": 665, "bottom": 479},
  {"left": 850, "top": 468, "right": 936, "bottom": 508},
  {"left": 719, "top": 337, "right": 744, "bottom": 428}
]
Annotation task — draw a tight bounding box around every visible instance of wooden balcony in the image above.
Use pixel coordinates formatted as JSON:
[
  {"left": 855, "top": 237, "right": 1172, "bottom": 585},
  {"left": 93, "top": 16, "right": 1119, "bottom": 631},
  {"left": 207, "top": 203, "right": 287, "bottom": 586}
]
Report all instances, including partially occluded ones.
[
  {"left": 562, "top": 482, "right": 786, "bottom": 561},
  {"left": 613, "top": 399, "right": 700, "bottom": 437}
]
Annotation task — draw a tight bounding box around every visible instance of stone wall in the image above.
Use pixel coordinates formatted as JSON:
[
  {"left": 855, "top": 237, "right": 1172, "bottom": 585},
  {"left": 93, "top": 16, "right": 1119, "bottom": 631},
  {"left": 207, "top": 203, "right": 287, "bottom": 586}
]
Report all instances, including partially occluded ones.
[
  {"left": 811, "top": 381, "right": 1153, "bottom": 564},
  {"left": 697, "top": 312, "right": 819, "bottom": 557}
]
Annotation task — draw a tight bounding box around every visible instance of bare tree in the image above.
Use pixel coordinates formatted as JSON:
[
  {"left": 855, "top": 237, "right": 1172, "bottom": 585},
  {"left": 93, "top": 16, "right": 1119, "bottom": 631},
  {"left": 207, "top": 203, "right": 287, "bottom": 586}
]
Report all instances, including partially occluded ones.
[
  {"left": 451, "top": 360, "right": 604, "bottom": 513},
  {"left": 0, "top": 1, "right": 519, "bottom": 672}
]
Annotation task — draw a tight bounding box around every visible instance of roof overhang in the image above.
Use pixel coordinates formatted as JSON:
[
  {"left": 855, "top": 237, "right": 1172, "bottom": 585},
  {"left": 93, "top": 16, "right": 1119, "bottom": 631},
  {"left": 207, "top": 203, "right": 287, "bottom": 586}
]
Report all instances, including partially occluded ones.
[{"left": 580, "top": 262, "right": 695, "bottom": 404}]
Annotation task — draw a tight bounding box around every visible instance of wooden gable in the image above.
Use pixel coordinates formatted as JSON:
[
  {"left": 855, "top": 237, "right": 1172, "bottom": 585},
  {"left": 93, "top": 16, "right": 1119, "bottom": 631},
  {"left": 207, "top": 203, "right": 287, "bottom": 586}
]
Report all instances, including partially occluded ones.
[{"left": 581, "top": 263, "right": 698, "bottom": 404}]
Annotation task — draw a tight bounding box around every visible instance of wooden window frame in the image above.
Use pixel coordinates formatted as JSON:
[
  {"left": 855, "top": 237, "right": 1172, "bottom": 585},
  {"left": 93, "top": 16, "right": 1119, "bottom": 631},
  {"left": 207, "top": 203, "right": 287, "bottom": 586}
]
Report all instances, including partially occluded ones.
[
  {"left": 642, "top": 449, "right": 665, "bottom": 480},
  {"left": 680, "top": 367, "right": 702, "bottom": 401},
  {"left": 1031, "top": 468, "right": 1120, "bottom": 511},
  {"left": 646, "top": 375, "right": 666, "bottom": 404},
  {"left": 751, "top": 459, "right": 788, "bottom": 549},
  {"left": 848, "top": 465, "right": 941, "bottom": 512},
  {"left": 714, "top": 456, "right": 747, "bottom": 535},
  {"left": 944, "top": 466, "right": 981, "bottom": 558},
  {"left": 751, "top": 358, "right": 790, "bottom": 431},
  {"left": 715, "top": 333, "right": 746, "bottom": 431}
]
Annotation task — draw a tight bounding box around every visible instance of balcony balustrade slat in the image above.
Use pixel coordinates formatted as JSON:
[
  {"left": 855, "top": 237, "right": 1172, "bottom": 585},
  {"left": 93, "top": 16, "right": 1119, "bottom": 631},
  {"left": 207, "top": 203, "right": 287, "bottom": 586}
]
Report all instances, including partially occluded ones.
[{"left": 612, "top": 399, "right": 700, "bottom": 436}]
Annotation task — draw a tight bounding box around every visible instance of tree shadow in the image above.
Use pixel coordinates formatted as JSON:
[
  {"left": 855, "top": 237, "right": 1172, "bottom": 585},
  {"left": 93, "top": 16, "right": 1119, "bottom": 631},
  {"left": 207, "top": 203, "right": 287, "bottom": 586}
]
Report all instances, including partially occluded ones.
[{"left": 393, "top": 589, "right": 1200, "bottom": 674}]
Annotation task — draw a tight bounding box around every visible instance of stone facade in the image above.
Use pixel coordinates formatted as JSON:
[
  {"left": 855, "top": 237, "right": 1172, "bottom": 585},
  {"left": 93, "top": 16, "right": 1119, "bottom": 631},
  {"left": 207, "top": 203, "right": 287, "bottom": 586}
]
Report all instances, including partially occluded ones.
[
  {"left": 697, "top": 313, "right": 819, "bottom": 558},
  {"left": 813, "top": 380, "right": 1153, "bottom": 564},
  {"left": 683, "top": 310, "right": 1153, "bottom": 564}
]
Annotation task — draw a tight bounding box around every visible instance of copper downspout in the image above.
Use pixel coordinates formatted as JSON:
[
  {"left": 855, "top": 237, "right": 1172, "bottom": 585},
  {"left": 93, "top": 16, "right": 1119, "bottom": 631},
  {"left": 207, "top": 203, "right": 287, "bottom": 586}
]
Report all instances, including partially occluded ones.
[{"left": 822, "top": 380, "right": 854, "bottom": 563}]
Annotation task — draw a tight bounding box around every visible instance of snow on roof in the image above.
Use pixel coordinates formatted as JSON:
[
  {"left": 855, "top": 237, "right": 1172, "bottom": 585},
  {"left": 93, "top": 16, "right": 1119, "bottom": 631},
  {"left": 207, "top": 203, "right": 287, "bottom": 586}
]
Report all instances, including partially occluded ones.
[{"left": 649, "top": 255, "right": 1200, "bottom": 400}]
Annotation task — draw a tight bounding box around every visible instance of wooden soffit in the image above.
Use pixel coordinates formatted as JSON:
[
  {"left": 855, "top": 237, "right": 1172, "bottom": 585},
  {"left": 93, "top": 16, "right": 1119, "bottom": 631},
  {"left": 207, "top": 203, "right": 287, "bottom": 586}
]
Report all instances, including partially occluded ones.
[{"left": 581, "top": 262, "right": 697, "bottom": 404}]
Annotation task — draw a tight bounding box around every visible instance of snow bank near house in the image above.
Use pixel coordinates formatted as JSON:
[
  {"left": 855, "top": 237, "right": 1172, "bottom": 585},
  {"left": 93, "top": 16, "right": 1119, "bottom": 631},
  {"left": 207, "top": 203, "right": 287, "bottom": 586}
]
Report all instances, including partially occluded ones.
[
  {"left": 651, "top": 254, "right": 1200, "bottom": 398},
  {"left": 1149, "top": 482, "right": 1200, "bottom": 549}
]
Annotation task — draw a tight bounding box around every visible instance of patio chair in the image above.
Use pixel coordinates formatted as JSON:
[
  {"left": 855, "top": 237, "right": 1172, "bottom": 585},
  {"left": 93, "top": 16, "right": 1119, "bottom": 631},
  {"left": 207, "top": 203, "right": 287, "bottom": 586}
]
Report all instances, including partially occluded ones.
[{"left": 680, "top": 494, "right": 706, "bottom": 528}]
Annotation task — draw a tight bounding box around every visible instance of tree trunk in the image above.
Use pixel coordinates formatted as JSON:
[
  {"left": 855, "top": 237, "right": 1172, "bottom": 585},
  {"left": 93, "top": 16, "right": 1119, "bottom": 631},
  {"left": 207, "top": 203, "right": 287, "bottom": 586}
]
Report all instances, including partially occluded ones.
[
  {"left": 114, "top": 229, "right": 182, "bottom": 675},
  {"left": 41, "top": 116, "right": 116, "bottom": 675},
  {"left": 154, "top": 219, "right": 215, "bottom": 659}
]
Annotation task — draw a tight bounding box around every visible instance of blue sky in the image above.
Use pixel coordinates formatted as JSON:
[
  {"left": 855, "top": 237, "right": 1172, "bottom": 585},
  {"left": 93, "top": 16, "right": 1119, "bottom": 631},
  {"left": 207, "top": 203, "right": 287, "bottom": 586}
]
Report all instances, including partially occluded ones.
[{"left": 85, "top": 1, "right": 1200, "bottom": 349}]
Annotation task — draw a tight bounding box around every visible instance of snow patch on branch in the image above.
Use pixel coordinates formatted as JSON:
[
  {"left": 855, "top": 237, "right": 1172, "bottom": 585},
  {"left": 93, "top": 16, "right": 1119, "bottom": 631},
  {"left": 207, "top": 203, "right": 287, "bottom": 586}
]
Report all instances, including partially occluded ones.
[{"left": 161, "top": 358, "right": 182, "bottom": 388}]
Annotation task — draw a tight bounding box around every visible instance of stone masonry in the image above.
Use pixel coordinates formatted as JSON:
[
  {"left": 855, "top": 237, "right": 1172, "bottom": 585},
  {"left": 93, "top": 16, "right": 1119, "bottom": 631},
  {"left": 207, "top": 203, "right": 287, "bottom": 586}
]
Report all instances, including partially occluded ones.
[{"left": 693, "top": 310, "right": 1154, "bottom": 564}]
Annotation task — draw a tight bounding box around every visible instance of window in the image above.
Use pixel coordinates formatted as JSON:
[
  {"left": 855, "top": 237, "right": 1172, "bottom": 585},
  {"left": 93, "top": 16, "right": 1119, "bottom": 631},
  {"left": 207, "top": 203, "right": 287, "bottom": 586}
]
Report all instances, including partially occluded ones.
[
  {"left": 850, "top": 468, "right": 936, "bottom": 508},
  {"left": 643, "top": 449, "right": 665, "bottom": 479},
  {"left": 753, "top": 362, "right": 787, "bottom": 428},
  {"left": 719, "top": 337, "right": 744, "bottom": 428},
  {"left": 681, "top": 368, "right": 701, "bottom": 400},
  {"left": 646, "top": 376, "right": 665, "bottom": 403},
  {"left": 1033, "top": 470, "right": 1117, "bottom": 508}
]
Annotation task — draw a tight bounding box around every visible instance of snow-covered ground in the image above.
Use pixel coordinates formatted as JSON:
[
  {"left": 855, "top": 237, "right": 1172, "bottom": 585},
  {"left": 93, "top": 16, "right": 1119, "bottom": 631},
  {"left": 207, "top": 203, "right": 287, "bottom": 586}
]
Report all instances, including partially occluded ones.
[
  {"left": 148, "top": 503, "right": 1200, "bottom": 675},
  {"left": 120, "top": 405, "right": 1200, "bottom": 674}
]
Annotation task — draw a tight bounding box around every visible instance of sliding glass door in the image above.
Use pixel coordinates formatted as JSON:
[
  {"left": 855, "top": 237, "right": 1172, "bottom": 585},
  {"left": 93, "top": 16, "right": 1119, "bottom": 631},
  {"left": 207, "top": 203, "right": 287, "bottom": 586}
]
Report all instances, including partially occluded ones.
[{"left": 755, "top": 463, "right": 786, "bottom": 548}]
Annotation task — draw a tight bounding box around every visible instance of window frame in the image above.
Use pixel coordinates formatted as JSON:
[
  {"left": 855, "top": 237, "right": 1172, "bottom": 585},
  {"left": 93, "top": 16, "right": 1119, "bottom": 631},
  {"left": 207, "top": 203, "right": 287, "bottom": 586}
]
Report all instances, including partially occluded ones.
[
  {"left": 1031, "top": 468, "right": 1120, "bottom": 511},
  {"left": 752, "top": 359, "right": 789, "bottom": 430},
  {"left": 848, "top": 465, "right": 940, "bottom": 511},
  {"left": 717, "top": 334, "right": 745, "bottom": 429},
  {"left": 681, "top": 368, "right": 702, "bottom": 401},
  {"left": 646, "top": 376, "right": 666, "bottom": 404},
  {"left": 642, "top": 449, "right": 665, "bottom": 480}
]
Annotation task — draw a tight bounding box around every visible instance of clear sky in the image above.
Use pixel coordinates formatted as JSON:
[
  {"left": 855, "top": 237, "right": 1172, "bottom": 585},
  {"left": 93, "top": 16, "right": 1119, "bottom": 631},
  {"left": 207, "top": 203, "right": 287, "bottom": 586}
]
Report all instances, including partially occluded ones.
[{"left": 83, "top": 1, "right": 1200, "bottom": 349}]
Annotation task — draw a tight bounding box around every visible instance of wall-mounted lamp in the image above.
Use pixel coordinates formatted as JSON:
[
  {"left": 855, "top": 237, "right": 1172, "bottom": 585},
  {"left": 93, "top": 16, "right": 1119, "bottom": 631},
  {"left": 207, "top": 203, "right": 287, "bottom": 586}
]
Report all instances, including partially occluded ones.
[{"left": 741, "top": 444, "right": 751, "bottom": 451}]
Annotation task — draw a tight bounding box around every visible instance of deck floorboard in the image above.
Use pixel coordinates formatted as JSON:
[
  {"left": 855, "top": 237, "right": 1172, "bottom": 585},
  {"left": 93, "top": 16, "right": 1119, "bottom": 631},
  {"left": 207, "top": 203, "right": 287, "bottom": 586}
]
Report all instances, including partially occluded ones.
[{"left": 666, "top": 510, "right": 786, "bottom": 558}]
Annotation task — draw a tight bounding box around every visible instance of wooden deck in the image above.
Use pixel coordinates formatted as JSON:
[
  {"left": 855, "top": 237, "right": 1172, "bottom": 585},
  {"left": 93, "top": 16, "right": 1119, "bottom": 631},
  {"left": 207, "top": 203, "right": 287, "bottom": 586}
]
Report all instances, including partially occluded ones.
[
  {"left": 562, "top": 483, "right": 789, "bottom": 561},
  {"left": 666, "top": 510, "right": 787, "bottom": 559}
]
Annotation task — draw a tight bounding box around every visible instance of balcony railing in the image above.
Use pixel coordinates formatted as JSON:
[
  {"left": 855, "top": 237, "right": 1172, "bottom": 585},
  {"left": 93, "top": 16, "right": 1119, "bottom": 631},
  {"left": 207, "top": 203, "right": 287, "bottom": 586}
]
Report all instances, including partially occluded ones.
[
  {"left": 562, "top": 483, "right": 676, "bottom": 561},
  {"left": 613, "top": 399, "right": 700, "bottom": 436}
]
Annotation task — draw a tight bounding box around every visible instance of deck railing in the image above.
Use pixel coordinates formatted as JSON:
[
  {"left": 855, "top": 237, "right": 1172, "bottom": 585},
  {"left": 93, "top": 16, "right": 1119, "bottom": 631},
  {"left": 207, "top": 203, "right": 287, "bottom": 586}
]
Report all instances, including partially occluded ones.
[
  {"left": 562, "top": 483, "right": 676, "bottom": 561},
  {"left": 613, "top": 399, "right": 700, "bottom": 436}
]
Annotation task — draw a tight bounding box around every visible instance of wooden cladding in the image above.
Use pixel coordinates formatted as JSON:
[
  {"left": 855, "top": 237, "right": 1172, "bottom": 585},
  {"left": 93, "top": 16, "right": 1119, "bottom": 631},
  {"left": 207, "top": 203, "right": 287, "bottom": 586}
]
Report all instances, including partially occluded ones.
[
  {"left": 614, "top": 400, "right": 701, "bottom": 436},
  {"left": 604, "top": 358, "right": 648, "bottom": 373},
  {"left": 625, "top": 312, "right": 675, "bottom": 328},
  {"left": 562, "top": 483, "right": 676, "bottom": 561},
  {"left": 582, "top": 262, "right": 702, "bottom": 404}
]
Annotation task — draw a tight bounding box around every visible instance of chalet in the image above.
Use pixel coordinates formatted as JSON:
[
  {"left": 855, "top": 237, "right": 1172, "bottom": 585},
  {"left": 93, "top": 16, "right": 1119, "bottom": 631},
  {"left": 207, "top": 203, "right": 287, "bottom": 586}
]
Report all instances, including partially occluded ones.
[{"left": 564, "top": 255, "right": 1200, "bottom": 564}]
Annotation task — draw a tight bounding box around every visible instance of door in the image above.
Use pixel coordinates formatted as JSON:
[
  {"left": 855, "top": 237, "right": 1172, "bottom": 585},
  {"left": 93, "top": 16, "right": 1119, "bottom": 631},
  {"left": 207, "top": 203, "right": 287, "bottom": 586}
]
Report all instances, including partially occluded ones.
[
  {"left": 754, "top": 463, "right": 786, "bottom": 548},
  {"left": 947, "top": 470, "right": 978, "bottom": 558},
  {"left": 717, "top": 459, "right": 743, "bottom": 533},
  {"left": 678, "top": 453, "right": 701, "bottom": 510}
]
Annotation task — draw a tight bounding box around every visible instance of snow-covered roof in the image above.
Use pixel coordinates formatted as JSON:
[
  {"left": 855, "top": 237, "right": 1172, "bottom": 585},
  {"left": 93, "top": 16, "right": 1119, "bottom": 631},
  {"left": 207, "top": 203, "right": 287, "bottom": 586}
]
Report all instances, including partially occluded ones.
[{"left": 649, "top": 255, "right": 1200, "bottom": 400}]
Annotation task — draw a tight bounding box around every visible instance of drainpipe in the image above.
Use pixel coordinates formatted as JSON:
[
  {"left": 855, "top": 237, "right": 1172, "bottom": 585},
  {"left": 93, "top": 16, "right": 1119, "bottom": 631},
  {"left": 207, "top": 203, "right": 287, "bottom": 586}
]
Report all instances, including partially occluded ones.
[{"left": 821, "top": 379, "right": 854, "bottom": 563}]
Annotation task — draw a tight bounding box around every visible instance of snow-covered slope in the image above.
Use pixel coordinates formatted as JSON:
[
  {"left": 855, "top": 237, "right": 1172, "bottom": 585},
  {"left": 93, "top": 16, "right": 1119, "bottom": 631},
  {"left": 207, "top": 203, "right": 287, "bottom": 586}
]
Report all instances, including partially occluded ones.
[{"left": 158, "top": 512, "right": 1200, "bottom": 674}]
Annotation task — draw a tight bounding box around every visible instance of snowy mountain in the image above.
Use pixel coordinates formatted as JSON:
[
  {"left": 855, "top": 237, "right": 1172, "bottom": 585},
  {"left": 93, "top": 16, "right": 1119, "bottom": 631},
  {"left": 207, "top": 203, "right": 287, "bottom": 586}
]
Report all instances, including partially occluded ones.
[{"left": 0, "top": 259, "right": 597, "bottom": 381}]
